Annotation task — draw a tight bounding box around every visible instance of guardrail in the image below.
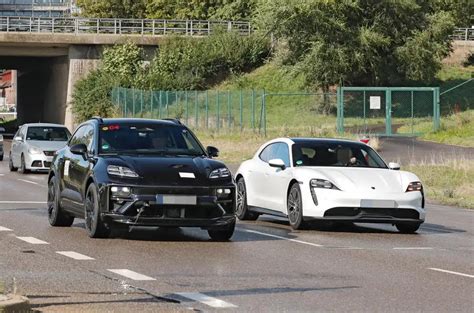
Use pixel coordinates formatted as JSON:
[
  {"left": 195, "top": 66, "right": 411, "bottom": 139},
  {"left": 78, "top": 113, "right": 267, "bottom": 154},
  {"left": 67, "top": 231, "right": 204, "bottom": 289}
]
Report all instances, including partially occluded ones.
[
  {"left": 451, "top": 28, "right": 474, "bottom": 41},
  {"left": 0, "top": 17, "right": 252, "bottom": 36}
]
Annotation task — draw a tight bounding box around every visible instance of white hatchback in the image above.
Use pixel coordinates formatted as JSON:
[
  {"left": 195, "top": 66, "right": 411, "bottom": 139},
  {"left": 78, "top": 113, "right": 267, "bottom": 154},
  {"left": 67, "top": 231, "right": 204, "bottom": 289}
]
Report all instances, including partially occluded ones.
[
  {"left": 9, "top": 123, "right": 71, "bottom": 173},
  {"left": 235, "top": 138, "right": 425, "bottom": 233}
]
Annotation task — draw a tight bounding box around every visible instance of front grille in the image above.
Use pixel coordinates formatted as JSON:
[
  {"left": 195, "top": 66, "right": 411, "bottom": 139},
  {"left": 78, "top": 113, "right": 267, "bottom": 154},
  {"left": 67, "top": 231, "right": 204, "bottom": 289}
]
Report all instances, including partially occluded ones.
[
  {"left": 324, "top": 207, "right": 420, "bottom": 220},
  {"left": 43, "top": 161, "right": 52, "bottom": 168},
  {"left": 43, "top": 151, "right": 55, "bottom": 157}
]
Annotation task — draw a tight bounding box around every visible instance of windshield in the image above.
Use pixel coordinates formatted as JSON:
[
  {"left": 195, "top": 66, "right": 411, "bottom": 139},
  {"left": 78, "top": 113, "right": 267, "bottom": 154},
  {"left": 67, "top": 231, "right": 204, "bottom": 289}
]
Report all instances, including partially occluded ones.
[
  {"left": 99, "top": 124, "right": 206, "bottom": 156},
  {"left": 292, "top": 141, "right": 387, "bottom": 168},
  {"left": 26, "top": 127, "right": 70, "bottom": 142}
]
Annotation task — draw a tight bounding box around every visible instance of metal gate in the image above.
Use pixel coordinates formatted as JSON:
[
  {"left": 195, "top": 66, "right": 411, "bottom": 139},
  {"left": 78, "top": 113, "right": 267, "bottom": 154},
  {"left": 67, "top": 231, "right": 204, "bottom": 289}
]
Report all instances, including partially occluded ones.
[{"left": 337, "top": 87, "right": 440, "bottom": 136}]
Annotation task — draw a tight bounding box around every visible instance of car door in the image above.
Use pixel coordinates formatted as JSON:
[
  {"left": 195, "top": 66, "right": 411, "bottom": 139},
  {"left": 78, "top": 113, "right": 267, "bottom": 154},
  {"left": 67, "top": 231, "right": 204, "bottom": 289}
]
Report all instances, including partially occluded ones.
[
  {"left": 11, "top": 126, "right": 25, "bottom": 167},
  {"left": 249, "top": 143, "right": 279, "bottom": 209},
  {"left": 69, "top": 124, "right": 95, "bottom": 205},
  {"left": 262, "top": 142, "right": 293, "bottom": 213}
]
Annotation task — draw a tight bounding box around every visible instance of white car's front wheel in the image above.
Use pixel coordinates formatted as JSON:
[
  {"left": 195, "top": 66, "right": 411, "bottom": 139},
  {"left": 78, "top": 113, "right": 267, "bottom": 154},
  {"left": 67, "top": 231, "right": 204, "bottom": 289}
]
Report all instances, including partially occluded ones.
[
  {"left": 287, "top": 183, "right": 305, "bottom": 230},
  {"left": 236, "top": 178, "right": 259, "bottom": 221}
]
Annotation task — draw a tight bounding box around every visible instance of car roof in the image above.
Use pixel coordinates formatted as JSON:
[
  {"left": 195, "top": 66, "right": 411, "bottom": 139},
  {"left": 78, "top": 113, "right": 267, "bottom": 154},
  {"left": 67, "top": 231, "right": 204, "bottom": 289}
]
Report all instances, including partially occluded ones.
[
  {"left": 290, "top": 137, "right": 364, "bottom": 145},
  {"left": 22, "top": 123, "right": 68, "bottom": 128},
  {"left": 96, "top": 118, "right": 181, "bottom": 126}
]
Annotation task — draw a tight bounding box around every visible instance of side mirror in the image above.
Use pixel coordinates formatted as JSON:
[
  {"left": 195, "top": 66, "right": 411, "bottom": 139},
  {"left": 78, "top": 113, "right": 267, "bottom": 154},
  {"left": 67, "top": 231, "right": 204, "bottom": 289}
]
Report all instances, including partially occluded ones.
[
  {"left": 0, "top": 127, "right": 5, "bottom": 133},
  {"left": 269, "top": 158, "right": 286, "bottom": 170},
  {"left": 14, "top": 136, "right": 23, "bottom": 142},
  {"left": 388, "top": 162, "right": 400, "bottom": 170},
  {"left": 70, "top": 143, "right": 88, "bottom": 158},
  {"left": 207, "top": 146, "right": 219, "bottom": 158}
]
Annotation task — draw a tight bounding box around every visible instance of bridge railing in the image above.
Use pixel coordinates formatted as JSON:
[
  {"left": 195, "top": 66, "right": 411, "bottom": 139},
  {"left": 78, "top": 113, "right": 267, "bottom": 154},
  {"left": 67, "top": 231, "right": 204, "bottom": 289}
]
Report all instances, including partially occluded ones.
[
  {"left": 0, "top": 17, "right": 252, "bottom": 36},
  {"left": 451, "top": 28, "right": 474, "bottom": 41}
]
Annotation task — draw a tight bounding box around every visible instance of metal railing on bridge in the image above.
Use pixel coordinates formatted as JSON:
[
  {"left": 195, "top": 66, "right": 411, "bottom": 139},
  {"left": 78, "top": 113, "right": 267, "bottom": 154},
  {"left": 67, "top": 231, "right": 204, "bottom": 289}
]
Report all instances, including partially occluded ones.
[
  {"left": 0, "top": 16, "right": 252, "bottom": 36},
  {"left": 451, "top": 28, "right": 474, "bottom": 41}
]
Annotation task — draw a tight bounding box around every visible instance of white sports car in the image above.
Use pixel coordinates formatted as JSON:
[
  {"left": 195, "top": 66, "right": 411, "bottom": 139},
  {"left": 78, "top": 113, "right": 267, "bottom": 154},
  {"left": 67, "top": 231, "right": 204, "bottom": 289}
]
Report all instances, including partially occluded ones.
[{"left": 235, "top": 138, "right": 425, "bottom": 233}]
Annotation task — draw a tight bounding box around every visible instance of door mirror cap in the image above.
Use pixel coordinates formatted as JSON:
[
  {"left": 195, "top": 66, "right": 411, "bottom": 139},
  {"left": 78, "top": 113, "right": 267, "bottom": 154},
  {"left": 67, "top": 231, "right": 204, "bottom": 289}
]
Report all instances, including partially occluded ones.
[
  {"left": 70, "top": 143, "right": 88, "bottom": 156},
  {"left": 207, "top": 146, "right": 219, "bottom": 158},
  {"left": 14, "top": 136, "right": 23, "bottom": 142},
  {"left": 388, "top": 162, "right": 401, "bottom": 170},
  {"left": 269, "top": 158, "right": 286, "bottom": 170}
]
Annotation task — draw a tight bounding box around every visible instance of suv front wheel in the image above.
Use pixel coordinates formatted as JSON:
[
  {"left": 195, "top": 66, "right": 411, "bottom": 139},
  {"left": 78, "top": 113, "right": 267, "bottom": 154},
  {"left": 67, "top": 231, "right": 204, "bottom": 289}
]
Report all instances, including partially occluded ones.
[{"left": 85, "top": 183, "right": 110, "bottom": 238}]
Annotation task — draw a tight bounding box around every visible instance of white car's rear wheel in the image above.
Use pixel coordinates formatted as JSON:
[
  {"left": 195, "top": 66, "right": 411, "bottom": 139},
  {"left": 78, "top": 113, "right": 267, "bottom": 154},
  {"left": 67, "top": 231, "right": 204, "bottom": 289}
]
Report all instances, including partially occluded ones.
[
  {"left": 287, "top": 183, "right": 305, "bottom": 230},
  {"left": 236, "top": 178, "right": 259, "bottom": 221}
]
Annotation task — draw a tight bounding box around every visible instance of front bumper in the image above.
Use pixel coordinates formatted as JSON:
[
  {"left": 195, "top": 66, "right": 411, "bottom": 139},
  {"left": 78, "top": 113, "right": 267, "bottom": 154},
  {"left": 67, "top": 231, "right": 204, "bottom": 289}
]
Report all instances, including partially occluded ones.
[
  {"left": 100, "top": 184, "right": 236, "bottom": 229},
  {"left": 302, "top": 187, "right": 425, "bottom": 224},
  {"left": 24, "top": 152, "right": 53, "bottom": 171}
]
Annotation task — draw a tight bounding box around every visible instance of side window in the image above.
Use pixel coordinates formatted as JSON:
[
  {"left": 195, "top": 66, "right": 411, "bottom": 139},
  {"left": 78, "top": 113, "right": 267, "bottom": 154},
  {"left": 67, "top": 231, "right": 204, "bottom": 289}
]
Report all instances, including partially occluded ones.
[
  {"left": 19, "top": 127, "right": 27, "bottom": 139},
  {"left": 13, "top": 127, "right": 22, "bottom": 139},
  {"left": 259, "top": 143, "right": 278, "bottom": 163},
  {"left": 275, "top": 143, "right": 290, "bottom": 167},
  {"left": 68, "top": 126, "right": 86, "bottom": 147},
  {"left": 83, "top": 126, "right": 95, "bottom": 152}
]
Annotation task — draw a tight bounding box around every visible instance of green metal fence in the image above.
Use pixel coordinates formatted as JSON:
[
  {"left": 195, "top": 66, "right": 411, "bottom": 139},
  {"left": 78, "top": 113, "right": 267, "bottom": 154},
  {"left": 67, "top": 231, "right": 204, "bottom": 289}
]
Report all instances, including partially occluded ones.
[
  {"left": 112, "top": 87, "right": 267, "bottom": 133},
  {"left": 337, "top": 87, "right": 440, "bottom": 136}
]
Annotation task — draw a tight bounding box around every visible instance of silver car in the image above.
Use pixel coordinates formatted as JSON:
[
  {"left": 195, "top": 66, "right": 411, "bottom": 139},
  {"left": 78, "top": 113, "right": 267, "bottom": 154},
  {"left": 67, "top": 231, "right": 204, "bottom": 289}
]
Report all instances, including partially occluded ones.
[
  {"left": 0, "top": 127, "right": 5, "bottom": 161},
  {"left": 9, "top": 123, "right": 71, "bottom": 173}
]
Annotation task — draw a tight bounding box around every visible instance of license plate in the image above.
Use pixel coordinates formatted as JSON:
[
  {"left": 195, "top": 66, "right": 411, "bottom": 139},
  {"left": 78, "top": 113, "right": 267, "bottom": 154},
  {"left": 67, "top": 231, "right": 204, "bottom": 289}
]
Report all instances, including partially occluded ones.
[
  {"left": 360, "top": 199, "right": 397, "bottom": 208},
  {"left": 156, "top": 195, "right": 197, "bottom": 205}
]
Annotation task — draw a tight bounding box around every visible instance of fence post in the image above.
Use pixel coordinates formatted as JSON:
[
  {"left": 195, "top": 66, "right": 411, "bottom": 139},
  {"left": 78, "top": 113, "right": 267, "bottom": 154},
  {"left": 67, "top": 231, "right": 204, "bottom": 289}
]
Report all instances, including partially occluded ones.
[
  {"left": 159, "top": 91, "right": 162, "bottom": 118},
  {"left": 385, "top": 89, "right": 392, "bottom": 136},
  {"left": 434, "top": 87, "right": 440, "bottom": 131},
  {"left": 185, "top": 91, "right": 189, "bottom": 125},
  {"left": 336, "top": 87, "right": 342, "bottom": 134},
  {"left": 205, "top": 90, "right": 209, "bottom": 129},
  {"left": 132, "top": 88, "right": 136, "bottom": 116},
  {"left": 195, "top": 90, "right": 198, "bottom": 127},
  {"left": 239, "top": 90, "right": 243, "bottom": 131},
  {"left": 140, "top": 89, "right": 144, "bottom": 117},
  {"left": 217, "top": 90, "right": 220, "bottom": 132},
  {"left": 263, "top": 90, "right": 267, "bottom": 136},
  {"left": 363, "top": 91, "right": 367, "bottom": 133},
  {"left": 228, "top": 90, "right": 232, "bottom": 129},
  {"left": 151, "top": 90, "right": 154, "bottom": 119}
]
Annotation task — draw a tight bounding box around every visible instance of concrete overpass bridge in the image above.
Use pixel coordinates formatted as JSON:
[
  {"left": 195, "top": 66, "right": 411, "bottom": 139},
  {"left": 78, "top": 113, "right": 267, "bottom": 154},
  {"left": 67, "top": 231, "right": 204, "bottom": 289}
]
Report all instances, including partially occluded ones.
[{"left": 0, "top": 17, "right": 251, "bottom": 130}]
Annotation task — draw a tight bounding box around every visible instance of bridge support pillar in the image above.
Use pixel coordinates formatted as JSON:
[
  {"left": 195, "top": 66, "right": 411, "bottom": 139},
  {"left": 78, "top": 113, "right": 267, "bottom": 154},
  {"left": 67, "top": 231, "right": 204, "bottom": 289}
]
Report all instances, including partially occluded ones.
[{"left": 64, "top": 46, "right": 101, "bottom": 131}]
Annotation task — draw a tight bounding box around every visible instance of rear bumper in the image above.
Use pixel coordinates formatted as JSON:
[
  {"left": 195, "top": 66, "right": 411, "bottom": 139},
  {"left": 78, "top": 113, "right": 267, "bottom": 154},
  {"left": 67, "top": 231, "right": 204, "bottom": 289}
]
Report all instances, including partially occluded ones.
[{"left": 100, "top": 184, "right": 236, "bottom": 229}]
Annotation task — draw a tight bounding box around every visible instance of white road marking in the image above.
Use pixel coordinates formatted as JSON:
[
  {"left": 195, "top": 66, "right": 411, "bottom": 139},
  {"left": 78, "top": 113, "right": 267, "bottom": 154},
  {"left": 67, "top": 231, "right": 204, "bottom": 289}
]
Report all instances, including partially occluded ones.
[
  {"left": 56, "top": 251, "right": 95, "bottom": 260},
  {"left": 428, "top": 268, "right": 474, "bottom": 279},
  {"left": 393, "top": 247, "right": 433, "bottom": 250},
  {"left": 176, "top": 292, "right": 237, "bottom": 308},
  {"left": 107, "top": 269, "right": 156, "bottom": 281},
  {"left": 0, "top": 226, "right": 12, "bottom": 231},
  {"left": 0, "top": 201, "right": 46, "bottom": 204},
  {"left": 17, "top": 179, "right": 41, "bottom": 186},
  {"left": 0, "top": 174, "right": 4, "bottom": 177},
  {"left": 243, "top": 229, "right": 323, "bottom": 247},
  {"left": 16, "top": 236, "right": 49, "bottom": 245}
]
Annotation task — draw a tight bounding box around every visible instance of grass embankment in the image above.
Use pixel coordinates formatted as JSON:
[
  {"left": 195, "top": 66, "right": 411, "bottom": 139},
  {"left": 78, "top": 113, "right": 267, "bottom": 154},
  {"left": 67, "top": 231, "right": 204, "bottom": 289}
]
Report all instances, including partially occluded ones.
[{"left": 406, "top": 160, "right": 474, "bottom": 209}]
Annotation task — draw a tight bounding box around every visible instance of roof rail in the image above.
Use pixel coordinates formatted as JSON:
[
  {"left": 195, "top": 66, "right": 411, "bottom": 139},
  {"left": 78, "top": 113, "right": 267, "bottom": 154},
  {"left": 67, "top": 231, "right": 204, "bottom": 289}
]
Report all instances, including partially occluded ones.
[
  {"left": 91, "top": 116, "right": 103, "bottom": 123},
  {"left": 162, "top": 118, "right": 182, "bottom": 125}
]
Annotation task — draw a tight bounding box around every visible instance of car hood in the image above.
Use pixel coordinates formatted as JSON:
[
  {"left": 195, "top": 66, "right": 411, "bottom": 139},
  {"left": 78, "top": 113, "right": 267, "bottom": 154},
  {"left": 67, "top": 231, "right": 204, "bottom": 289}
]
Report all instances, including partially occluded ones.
[
  {"left": 103, "top": 155, "right": 230, "bottom": 186},
  {"left": 27, "top": 140, "right": 68, "bottom": 151},
  {"left": 300, "top": 167, "right": 405, "bottom": 193}
]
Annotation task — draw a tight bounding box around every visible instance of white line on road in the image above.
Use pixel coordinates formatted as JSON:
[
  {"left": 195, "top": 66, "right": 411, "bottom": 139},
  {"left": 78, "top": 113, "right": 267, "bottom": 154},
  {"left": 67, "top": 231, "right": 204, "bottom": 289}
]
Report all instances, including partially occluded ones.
[
  {"left": 0, "top": 226, "right": 12, "bottom": 231},
  {"left": 17, "top": 179, "right": 43, "bottom": 186},
  {"left": 176, "top": 292, "right": 238, "bottom": 309},
  {"left": 243, "top": 229, "right": 323, "bottom": 247},
  {"left": 16, "top": 236, "right": 49, "bottom": 245},
  {"left": 56, "top": 251, "right": 95, "bottom": 260},
  {"left": 0, "top": 174, "right": 4, "bottom": 177},
  {"left": 393, "top": 247, "right": 434, "bottom": 250},
  {"left": 0, "top": 201, "right": 46, "bottom": 204},
  {"left": 428, "top": 268, "right": 474, "bottom": 279},
  {"left": 107, "top": 269, "right": 156, "bottom": 281}
]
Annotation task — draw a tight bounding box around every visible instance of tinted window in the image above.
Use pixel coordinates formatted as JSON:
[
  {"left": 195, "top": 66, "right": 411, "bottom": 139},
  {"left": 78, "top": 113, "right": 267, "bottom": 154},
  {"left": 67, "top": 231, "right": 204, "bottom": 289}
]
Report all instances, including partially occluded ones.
[
  {"left": 292, "top": 141, "right": 387, "bottom": 168},
  {"left": 99, "top": 124, "right": 206, "bottom": 156},
  {"left": 69, "top": 125, "right": 93, "bottom": 148},
  {"left": 26, "top": 127, "right": 70, "bottom": 142},
  {"left": 274, "top": 143, "right": 290, "bottom": 167}
]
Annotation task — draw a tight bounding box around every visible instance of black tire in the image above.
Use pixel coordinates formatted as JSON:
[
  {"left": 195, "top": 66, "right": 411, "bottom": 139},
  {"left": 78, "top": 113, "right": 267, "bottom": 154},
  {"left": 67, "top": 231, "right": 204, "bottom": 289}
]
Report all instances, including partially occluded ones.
[
  {"left": 84, "top": 183, "right": 111, "bottom": 238},
  {"left": 208, "top": 220, "right": 236, "bottom": 241},
  {"left": 19, "top": 154, "right": 29, "bottom": 174},
  {"left": 396, "top": 222, "right": 421, "bottom": 234},
  {"left": 47, "top": 176, "right": 74, "bottom": 227},
  {"left": 236, "top": 178, "right": 259, "bottom": 221},
  {"left": 0, "top": 154, "right": 3, "bottom": 161},
  {"left": 287, "top": 183, "right": 305, "bottom": 230},
  {"left": 9, "top": 153, "right": 17, "bottom": 172}
]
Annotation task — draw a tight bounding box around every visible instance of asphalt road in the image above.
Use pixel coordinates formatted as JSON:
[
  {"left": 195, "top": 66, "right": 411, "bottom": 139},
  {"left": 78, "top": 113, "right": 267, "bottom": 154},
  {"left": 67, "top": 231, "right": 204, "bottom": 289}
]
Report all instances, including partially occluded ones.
[{"left": 0, "top": 141, "right": 473, "bottom": 312}]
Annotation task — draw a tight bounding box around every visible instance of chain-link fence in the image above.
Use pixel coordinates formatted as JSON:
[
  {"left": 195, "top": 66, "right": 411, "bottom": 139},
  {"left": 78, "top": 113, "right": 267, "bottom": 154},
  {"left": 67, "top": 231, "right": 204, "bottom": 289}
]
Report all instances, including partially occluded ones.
[
  {"left": 337, "top": 87, "right": 440, "bottom": 136},
  {"left": 112, "top": 87, "right": 266, "bottom": 133}
]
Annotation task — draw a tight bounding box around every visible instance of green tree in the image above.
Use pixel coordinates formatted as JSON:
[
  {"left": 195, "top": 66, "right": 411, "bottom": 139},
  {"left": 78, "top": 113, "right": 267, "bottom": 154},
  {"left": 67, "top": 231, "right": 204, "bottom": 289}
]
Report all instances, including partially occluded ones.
[
  {"left": 75, "top": 0, "right": 146, "bottom": 18},
  {"left": 101, "top": 42, "right": 145, "bottom": 88}
]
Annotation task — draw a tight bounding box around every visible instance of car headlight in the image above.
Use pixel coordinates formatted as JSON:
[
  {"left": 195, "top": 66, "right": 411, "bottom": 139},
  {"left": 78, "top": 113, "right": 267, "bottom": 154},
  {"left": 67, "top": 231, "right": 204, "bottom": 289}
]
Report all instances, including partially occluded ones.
[
  {"left": 406, "top": 181, "right": 422, "bottom": 192},
  {"left": 28, "top": 146, "right": 42, "bottom": 155},
  {"left": 310, "top": 179, "right": 340, "bottom": 190},
  {"left": 209, "top": 168, "right": 231, "bottom": 179},
  {"left": 107, "top": 165, "right": 139, "bottom": 178},
  {"left": 111, "top": 186, "right": 132, "bottom": 197}
]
